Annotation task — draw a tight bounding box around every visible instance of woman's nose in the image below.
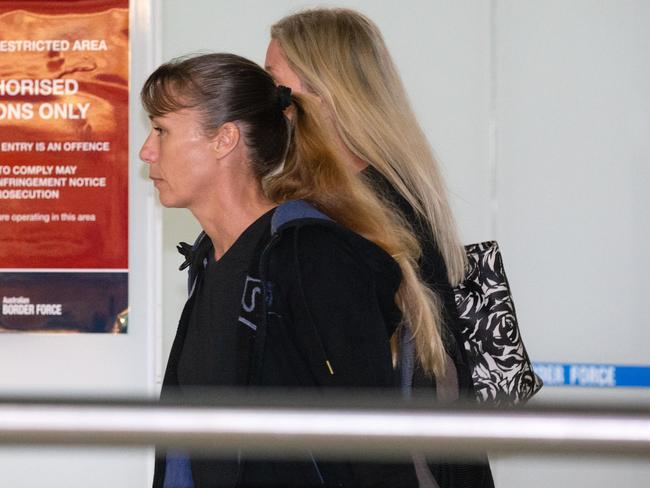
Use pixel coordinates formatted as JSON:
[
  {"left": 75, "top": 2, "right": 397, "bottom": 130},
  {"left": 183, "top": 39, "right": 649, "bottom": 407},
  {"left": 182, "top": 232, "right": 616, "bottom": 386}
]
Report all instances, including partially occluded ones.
[{"left": 139, "top": 134, "right": 157, "bottom": 164}]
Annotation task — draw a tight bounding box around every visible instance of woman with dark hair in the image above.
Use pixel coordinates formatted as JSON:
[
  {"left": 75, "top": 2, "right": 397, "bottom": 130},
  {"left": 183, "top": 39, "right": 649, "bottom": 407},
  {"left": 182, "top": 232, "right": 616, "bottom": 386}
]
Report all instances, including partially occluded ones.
[{"left": 140, "top": 53, "right": 446, "bottom": 487}]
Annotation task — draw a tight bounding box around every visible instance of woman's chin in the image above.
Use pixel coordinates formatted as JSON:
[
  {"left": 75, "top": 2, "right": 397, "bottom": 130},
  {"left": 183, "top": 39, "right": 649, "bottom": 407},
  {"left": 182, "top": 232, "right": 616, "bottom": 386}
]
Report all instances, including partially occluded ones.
[{"left": 155, "top": 190, "right": 180, "bottom": 208}]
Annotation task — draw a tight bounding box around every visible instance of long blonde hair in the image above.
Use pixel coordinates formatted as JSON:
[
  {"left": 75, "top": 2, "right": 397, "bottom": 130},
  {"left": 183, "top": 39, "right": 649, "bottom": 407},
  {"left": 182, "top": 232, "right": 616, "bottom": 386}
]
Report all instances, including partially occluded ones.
[
  {"left": 268, "top": 93, "right": 446, "bottom": 377},
  {"left": 271, "top": 8, "right": 467, "bottom": 285}
]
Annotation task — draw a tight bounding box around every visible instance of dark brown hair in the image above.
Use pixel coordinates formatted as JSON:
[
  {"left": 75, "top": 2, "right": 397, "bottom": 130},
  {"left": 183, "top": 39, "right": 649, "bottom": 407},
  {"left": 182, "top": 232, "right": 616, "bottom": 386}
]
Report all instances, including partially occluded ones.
[{"left": 141, "top": 53, "right": 289, "bottom": 179}]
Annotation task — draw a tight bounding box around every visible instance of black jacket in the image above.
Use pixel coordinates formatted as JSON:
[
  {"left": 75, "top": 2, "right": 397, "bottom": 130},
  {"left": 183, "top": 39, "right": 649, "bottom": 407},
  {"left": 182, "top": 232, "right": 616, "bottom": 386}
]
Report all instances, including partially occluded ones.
[
  {"left": 362, "top": 168, "right": 495, "bottom": 488},
  {"left": 154, "top": 201, "right": 419, "bottom": 487},
  {"left": 361, "top": 166, "right": 474, "bottom": 397}
]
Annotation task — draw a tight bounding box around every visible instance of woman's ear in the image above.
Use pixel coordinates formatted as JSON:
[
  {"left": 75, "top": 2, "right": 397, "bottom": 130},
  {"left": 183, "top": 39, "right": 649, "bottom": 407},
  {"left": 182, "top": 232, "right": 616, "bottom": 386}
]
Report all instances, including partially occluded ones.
[{"left": 212, "top": 122, "right": 240, "bottom": 159}]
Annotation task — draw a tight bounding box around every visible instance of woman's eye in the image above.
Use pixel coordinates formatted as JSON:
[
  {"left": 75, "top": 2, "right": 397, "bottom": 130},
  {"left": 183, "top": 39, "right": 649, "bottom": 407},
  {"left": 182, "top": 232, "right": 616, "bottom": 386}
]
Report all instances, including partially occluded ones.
[{"left": 153, "top": 126, "right": 164, "bottom": 135}]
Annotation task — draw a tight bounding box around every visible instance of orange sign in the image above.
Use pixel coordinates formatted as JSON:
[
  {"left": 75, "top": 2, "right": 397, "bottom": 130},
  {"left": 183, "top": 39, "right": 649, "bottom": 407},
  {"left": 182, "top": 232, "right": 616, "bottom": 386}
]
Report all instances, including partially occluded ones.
[{"left": 0, "top": 0, "right": 128, "bottom": 332}]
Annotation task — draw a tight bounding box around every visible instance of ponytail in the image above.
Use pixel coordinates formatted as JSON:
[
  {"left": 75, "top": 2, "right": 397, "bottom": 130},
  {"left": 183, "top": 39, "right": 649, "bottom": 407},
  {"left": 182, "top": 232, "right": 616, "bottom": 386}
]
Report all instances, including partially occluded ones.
[{"left": 266, "top": 94, "right": 446, "bottom": 377}]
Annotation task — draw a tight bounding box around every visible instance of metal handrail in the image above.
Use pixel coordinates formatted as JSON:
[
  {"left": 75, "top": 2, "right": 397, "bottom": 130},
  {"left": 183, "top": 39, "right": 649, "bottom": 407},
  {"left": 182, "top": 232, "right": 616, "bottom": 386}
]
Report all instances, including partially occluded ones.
[{"left": 0, "top": 394, "right": 648, "bottom": 459}]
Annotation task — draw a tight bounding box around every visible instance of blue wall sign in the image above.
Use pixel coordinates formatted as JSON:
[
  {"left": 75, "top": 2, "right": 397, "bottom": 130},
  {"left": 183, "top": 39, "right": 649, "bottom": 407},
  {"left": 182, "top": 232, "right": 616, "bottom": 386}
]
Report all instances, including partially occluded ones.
[{"left": 533, "top": 362, "right": 650, "bottom": 388}]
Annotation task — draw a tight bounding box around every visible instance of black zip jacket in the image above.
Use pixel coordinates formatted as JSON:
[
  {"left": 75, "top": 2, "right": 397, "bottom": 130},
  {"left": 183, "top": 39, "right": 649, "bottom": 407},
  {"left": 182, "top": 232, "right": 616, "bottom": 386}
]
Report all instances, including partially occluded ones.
[{"left": 154, "top": 201, "right": 420, "bottom": 488}]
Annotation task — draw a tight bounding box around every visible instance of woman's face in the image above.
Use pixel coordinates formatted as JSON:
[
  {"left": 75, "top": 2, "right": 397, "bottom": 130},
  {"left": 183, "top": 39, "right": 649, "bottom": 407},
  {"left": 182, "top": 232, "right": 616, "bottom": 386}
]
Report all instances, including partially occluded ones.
[
  {"left": 139, "top": 107, "right": 216, "bottom": 209},
  {"left": 264, "top": 39, "right": 305, "bottom": 93}
]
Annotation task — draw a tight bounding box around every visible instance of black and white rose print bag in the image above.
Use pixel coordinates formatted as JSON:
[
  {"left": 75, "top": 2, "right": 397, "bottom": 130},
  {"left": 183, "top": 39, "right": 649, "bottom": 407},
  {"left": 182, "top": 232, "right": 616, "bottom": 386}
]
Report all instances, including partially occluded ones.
[{"left": 453, "top": 241, "right": 543, "bottom": 405}]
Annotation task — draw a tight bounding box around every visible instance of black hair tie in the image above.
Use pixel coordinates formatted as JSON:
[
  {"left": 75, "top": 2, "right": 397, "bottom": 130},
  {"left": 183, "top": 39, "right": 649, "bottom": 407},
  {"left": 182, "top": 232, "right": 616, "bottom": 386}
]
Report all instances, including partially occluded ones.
[{"left": 277, "top": 85, "right": 292, "bottom": 111}]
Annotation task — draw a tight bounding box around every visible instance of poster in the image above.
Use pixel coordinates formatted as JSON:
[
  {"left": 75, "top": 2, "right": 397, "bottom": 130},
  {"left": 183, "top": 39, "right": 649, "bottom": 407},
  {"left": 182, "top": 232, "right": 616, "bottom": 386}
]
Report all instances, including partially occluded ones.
[{"left": 0, "top": 0, "right": 129, "bottom": 332}]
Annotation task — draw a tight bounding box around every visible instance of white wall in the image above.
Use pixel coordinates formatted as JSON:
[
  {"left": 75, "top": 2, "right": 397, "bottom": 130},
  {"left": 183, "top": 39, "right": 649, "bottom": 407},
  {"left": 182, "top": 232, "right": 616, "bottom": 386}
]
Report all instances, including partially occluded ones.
[
  {"left": 495, "top": 0, "right": 650, "bottom": 365},
  {"left": 490, "top": 1, "right": 650, "bottom": 484}
]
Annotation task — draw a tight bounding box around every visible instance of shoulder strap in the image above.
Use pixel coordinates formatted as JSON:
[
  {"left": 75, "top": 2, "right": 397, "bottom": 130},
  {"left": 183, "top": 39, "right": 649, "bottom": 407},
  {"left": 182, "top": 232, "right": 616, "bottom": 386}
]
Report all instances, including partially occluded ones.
[{"left": 271, "top": 200, "right": 332, "bottom": 234}]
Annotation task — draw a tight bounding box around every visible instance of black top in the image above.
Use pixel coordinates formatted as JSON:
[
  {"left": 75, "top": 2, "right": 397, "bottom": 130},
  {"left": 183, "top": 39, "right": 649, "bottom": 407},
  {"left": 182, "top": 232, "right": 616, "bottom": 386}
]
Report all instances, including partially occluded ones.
[
  {"left": 177, "top": 209, "right": 274, "bottom": 389},
  {"left": 361, "top": 166, "right": 473, "bottom": 392},
  {"left": 155, "top": 201, "right": 421, "bottom": 487},
  {"left": 173, "top": 209, "right": 274, "bottom": 488}
]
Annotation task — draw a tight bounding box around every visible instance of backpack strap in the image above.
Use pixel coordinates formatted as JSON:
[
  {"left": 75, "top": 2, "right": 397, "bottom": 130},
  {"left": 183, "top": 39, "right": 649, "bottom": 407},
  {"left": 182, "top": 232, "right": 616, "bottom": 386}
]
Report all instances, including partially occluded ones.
[{"left": 271, "top": 200, "right": 332, "bottom": 234}]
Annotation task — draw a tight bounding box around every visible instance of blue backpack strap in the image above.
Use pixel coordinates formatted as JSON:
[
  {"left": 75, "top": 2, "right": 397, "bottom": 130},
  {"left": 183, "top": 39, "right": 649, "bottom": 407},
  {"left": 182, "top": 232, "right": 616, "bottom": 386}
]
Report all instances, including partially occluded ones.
[{"left": 271, "top": 200, "right": 332, "bottom": 234}]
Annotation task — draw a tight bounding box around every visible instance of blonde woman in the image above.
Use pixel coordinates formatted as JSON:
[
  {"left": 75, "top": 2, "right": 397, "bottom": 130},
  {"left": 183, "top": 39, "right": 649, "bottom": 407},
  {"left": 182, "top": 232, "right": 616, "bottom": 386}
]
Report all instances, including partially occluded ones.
[
  {"left": 142, "top": 53, "right": 446, "bottom": 487},
  {"left": 266, "top": 8, "right": 494, "bottom": 488}
]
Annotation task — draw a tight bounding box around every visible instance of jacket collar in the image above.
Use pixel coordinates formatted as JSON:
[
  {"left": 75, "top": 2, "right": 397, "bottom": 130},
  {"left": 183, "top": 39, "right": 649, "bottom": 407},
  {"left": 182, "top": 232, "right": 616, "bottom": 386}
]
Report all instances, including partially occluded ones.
[{"left": 178, "top": 200, "right": 332, "bottom": 272}]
